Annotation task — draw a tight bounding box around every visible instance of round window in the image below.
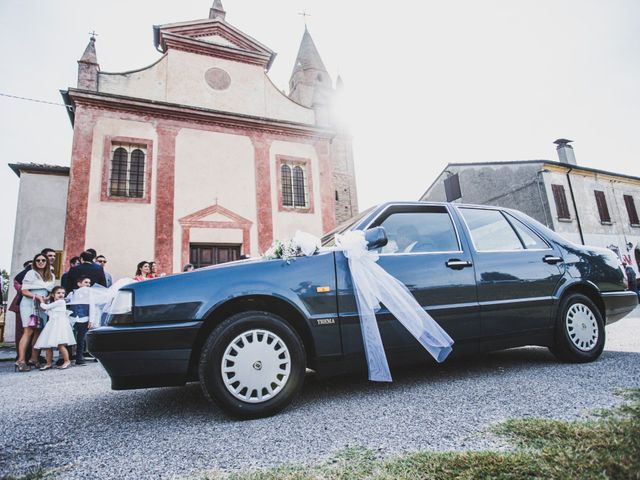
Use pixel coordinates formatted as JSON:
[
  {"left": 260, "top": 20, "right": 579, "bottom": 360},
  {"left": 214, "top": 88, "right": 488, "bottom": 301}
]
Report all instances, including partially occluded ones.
[{"left": 204, "top": 67, "right": 231, "bottom": 91}]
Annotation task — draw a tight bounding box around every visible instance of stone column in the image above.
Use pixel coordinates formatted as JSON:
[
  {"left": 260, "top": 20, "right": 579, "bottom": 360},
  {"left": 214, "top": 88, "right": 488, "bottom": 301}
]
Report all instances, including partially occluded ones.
[
  {"left": 154, "top": 124, "right": 180, "bottom": 274},
  {"left": 251, "top": 134, "right": 273, "bottom": 253},
  {"left": 63, "top": 105, "right": 96, "bottom": 263}
]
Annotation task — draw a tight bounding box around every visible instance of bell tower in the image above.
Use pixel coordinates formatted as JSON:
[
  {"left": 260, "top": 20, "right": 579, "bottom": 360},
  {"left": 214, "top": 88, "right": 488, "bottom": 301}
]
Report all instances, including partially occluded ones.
[{"left": 288, "top": 27, "right": 358, "bottom": 223}]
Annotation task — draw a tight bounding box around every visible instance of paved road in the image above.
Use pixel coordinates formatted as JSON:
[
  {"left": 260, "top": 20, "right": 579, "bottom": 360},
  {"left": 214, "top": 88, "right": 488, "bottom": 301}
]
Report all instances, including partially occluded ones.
[{"left": 1, "top": 310, "right": 639, "bottom": 479}]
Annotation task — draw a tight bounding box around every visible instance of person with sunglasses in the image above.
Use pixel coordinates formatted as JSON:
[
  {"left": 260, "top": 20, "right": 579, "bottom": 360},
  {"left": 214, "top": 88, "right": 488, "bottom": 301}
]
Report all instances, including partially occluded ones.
[
  {"left": 16, "top": 253, "right": 55, "bottom": 372},
  {"left": 95, "top": 255, "right": 112, "bottom": 287}
]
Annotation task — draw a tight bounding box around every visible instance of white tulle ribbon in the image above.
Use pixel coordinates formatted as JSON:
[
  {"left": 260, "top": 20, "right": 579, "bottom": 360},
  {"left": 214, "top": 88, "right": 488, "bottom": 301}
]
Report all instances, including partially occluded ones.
[
  {"left": 67, "top": 278, "right": 136, "bottom": 327},
  {"left": 335, "top": 230, "right": 454, "bottom": 382}
]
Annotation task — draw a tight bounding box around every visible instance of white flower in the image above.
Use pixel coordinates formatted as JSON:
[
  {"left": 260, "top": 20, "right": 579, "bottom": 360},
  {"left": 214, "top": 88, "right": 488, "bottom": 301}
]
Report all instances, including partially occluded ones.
[{"left": 262, "top": 231, "right": 320, "bottom": 262}]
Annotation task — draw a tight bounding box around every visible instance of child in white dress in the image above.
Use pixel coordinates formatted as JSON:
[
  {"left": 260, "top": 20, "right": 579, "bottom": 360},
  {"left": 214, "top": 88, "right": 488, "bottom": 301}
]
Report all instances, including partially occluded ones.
[{"left": 34, "top": 286, "right": 76, "bottom": 370}]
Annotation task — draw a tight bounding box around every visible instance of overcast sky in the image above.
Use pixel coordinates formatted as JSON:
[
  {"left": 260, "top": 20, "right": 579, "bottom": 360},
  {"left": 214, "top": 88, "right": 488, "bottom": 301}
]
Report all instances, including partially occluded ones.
[{"left": 1, "top": 0, "right": 639, "bottom": 272}]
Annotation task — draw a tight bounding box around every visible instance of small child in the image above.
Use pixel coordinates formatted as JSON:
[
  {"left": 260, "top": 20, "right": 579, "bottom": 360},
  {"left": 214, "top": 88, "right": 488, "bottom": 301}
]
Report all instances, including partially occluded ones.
[
  {"left": 34, "top": 286, "right": 76, "bottom": 370},
  {"left": 67, "top": 276, "right": 92, "bottom": 366}
]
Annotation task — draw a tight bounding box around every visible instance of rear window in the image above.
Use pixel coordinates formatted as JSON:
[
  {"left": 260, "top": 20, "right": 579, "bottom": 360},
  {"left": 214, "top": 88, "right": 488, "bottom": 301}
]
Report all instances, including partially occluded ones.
[{"left": 460, "top": 208, "right": 523, "bottom": 251}]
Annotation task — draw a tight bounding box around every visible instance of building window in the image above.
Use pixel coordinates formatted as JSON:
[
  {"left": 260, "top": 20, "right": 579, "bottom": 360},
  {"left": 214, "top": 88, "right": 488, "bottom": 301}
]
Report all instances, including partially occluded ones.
[
  {"left": 292, "top": 166, "right": 306, "bottom": 207},
  {"left": 551, "top": 184, "right": 570, "bottom": 219},
  {"left": 276, "top": 155, "right": 314, "bottom": 213},
  {"left": 109, "top": 143, "right": 146, "bottom": 198},
  {"left": 624, "top": 195, "right": 640, "bottom": 226},
  {"left": 594, "top": 190, "right": 611, "bottom": 223},
  {"left": 281, "top": 164, "right": 293, "bottom": 206},
  {"left": 280, "top": 162, "right": 307, "bottom": 208}
]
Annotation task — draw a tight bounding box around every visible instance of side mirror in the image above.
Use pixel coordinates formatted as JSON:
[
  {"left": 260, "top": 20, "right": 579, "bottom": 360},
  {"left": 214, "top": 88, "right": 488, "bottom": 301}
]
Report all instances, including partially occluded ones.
[{"left": 365, "top": 227, "right": 388, "bottom": 250}]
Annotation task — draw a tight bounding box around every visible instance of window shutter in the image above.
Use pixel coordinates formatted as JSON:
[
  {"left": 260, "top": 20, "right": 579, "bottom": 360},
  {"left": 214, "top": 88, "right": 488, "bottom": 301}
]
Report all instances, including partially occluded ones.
[
  {"left": 129, "top": 149, "right": 145, "bottom": 198},
  {"left": 594, "top": 190, "right": 611, "bottom": 222},
  {"left": 292, "top": 166, "right": 306, "bottom": 207},
  {"left": 110, "top": 147, "right": 129, "bottom": 196},
  {"left": 551, "top": 184, "right": 570, "bottom": 219},
  {"left": 624, "top": 195, "right": 640, "bottom": 225},
  {"left": 281, "top": 164, "right": 293, "bottom": 206}
]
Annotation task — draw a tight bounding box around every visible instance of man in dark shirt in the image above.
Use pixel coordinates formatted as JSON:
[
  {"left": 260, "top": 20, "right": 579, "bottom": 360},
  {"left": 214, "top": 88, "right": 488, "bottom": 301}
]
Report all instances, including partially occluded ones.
[
  {"left": 64, "top": 251, "right": 107, "bottom": 292},
  {"left": 60, "top": 256, "right": 81, "bottom": 290}
]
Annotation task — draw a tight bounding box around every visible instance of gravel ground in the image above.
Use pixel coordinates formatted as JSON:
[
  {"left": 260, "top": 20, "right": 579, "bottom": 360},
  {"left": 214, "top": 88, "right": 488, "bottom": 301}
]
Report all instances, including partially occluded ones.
[{"left": 1, "top": 310, "right": 639, "bottom": 479}]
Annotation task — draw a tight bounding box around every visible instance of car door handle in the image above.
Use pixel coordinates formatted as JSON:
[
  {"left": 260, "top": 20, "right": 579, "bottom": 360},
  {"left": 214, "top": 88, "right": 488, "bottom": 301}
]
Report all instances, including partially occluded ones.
[
  {"left": 543, "top": 255, "right": 563, "bottom": 265},
  {"left": 446, "top": 259, "right": 473, "bottom": 269}
]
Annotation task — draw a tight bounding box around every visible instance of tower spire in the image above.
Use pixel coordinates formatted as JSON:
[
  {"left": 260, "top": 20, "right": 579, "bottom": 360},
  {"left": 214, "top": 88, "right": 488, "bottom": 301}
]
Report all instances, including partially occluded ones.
[
  {"left": 79, "top": 34, "right": 98, "bottom": 65},
  {"left": 77, "top": 34, "right": 99, "bottom": 90},
  {"left": 209, "top": 0, "right": 226, "bottom": 20},
  {"left": 290, "top": 27, "right": 329, "bottom": 78},
  {"left": 288, "top": 27, "right": 333, "bottom": 125}
]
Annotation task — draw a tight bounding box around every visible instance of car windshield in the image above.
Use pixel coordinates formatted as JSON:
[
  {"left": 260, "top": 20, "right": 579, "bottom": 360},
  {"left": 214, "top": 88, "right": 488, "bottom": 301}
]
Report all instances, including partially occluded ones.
[{"left": 321, "top": 206, "right": 375, "bottom": 246}]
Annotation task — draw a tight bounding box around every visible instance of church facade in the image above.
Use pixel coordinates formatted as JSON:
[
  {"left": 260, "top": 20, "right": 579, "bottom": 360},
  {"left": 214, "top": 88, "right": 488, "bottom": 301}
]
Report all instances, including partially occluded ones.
[{"left": 58, "top": 1, "right": 357, "bottom": 279}]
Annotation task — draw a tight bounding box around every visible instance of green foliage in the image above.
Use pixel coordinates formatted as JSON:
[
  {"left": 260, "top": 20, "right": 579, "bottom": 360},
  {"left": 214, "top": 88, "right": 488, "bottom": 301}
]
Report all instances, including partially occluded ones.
[
  {"left": 1, "top": 467, "right": 49, "bottom": 480},
  {"left": 194, "top": 388, "right": 640, "bottom": 480}
]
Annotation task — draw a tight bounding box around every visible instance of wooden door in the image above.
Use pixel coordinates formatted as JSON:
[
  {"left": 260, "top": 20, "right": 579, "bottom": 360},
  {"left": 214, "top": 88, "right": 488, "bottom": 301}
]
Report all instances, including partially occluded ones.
[{"left": 190, "top": 244, "right": 241, "bottom": 268}]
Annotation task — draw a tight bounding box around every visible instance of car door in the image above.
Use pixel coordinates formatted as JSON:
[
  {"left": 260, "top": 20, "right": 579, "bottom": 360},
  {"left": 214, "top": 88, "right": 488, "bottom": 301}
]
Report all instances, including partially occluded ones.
[
  {"left": 337, "top": 204, "right": 480, "bottom": 359},
  {"left": 456, "top": 206, "right": 564, "bottom": 339}
]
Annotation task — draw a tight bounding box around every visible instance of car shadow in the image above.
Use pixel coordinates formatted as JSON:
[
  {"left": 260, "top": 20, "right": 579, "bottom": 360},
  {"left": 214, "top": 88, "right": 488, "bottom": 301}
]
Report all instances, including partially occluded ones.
[
  {"left": 44, "top": 346, "right": 637, "bottom": 423},
  {"left": 292, "top": 346, "right": 640, "bottom": 410}
]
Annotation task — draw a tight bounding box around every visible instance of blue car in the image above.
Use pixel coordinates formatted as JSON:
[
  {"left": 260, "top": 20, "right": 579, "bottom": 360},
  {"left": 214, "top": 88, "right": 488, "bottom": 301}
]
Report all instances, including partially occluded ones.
[{"left": 88, "top": 202, "right": 638, "bottom": 418}]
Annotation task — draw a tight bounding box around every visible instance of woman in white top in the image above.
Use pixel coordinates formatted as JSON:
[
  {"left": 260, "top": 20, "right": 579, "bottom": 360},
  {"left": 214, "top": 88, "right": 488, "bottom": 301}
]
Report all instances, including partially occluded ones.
[{"left": 16, "top": 253, "right": 55, "bottom": 372}]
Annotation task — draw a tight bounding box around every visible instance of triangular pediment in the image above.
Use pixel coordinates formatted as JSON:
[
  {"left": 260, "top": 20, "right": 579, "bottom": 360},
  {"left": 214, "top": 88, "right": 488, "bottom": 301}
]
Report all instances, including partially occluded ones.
[
  {"left": 199, "top": 211, "right": 235, "bottom": 222},
  {"left": 197, "top": 34, "right": 241, "bottom": 49},
  {"left": 155, "top": 19, "right": 275, "bottom": 69},
  {"left": 179, "top": 203, "right": 252, "bottom": 226}
]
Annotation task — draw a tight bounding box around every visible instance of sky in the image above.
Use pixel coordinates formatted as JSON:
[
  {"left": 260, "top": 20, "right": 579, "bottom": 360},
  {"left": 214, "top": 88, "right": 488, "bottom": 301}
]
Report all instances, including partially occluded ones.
[{"left": 1, "top": 0, "right": 639, "bottom": 272}]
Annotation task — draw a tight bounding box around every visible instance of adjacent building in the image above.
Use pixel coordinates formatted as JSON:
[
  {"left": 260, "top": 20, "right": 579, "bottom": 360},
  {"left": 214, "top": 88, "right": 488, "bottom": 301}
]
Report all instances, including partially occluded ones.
[{"left": 421, "top": 139, "right": 640, "bottom": 273}]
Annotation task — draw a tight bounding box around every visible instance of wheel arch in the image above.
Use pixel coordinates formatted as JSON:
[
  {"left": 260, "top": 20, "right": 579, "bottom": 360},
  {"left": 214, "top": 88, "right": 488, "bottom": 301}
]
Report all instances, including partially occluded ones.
[
  {"left": 557, "top": 281, "right": 606, "bottom": 321},
  {"left": 188, "top": 295, "right": 317, "bottom": 378}
]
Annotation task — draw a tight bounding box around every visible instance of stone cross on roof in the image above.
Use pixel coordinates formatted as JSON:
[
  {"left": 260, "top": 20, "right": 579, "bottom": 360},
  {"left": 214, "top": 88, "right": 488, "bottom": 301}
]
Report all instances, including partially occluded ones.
[{"left": 298, "top": 10, "right": 311, "bottom": 26}]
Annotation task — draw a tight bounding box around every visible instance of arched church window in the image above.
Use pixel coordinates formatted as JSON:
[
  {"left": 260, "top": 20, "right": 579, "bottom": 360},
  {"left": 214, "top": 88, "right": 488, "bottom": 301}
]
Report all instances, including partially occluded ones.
[
  {"left": 279, "top": 158, "right": 310, "bottom": 210},
  {"left": 281, "top": 164, "right": 293, "bottom": 206},
  {"left": 129, "top": 149, "right": 145, "bottom": 198},
  {"left": 292, "top": 166, "right": 306, "bottom": 207},
  {"left": 109, "top": 143, "right": 147, "bottom": 198}
]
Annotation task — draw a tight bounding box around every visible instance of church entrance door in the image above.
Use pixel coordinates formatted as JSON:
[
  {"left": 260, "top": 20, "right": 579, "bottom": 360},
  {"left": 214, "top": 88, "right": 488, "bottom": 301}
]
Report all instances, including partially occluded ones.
[{"left": 190, "top": 243, "right": 241, "bottom": 268}]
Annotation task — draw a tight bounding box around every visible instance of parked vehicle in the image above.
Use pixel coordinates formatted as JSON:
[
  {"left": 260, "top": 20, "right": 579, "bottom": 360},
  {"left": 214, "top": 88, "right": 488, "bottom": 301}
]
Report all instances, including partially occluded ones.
[{"left": 88, "top": 202, "right": 638, "bottom": 418}]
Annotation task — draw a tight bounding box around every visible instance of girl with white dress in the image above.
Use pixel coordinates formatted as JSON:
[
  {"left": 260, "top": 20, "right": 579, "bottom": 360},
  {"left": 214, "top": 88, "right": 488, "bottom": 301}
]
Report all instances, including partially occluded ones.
[{"left": 34, "top": 286, "right": 76, "bottom": 370}]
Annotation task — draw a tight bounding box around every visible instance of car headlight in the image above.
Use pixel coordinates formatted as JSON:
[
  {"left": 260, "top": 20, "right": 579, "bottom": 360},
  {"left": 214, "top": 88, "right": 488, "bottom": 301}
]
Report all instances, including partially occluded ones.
[{"left": 106, "top": 290, "right": 134, "bottom": 325}]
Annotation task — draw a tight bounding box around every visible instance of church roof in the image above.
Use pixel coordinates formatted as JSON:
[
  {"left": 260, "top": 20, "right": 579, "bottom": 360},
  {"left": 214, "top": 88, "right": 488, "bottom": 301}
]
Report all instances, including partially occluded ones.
[
  {"left": 9, "top": 163, "right": 70, "bottom": 178},
  {"left": 291, "top": 27, "right": 329, "bottom": 77}
]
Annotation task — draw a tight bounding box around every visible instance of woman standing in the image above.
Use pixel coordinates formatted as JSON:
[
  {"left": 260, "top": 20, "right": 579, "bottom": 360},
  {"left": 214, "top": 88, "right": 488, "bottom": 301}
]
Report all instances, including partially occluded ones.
[
  {"left": 134, "top": 261, "right": 150, "bottom": 281},
  {"left": 16, "top": 253, "right": 55, "bottom": 372},
  {"left": 147, "top": 261, "right": 159, "bottom": 279}
]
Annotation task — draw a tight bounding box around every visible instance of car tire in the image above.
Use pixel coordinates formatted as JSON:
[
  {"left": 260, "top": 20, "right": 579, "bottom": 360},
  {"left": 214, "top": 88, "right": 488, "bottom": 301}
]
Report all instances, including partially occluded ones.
[
  {"left": 199, "top": 311, "right": 306, "bottom": 419},
  {"left": 550, "top": 293, "right": 605, "bottom": 363}
]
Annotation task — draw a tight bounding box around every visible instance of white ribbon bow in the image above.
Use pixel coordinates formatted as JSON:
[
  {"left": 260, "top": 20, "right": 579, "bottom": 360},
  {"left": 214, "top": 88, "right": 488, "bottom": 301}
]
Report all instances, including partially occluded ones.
[{"left": 335, "top": 230, "right": 454, "bottom": 382}]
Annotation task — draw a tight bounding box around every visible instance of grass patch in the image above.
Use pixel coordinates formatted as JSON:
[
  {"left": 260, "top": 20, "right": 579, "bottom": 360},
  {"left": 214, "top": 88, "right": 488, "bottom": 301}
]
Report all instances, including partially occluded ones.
[
  {"left": 1, "top": 467, "right": 50, "bottom": 480},
  {"left": 195, "top": 389, "right": 640, "bottom": 480}
]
